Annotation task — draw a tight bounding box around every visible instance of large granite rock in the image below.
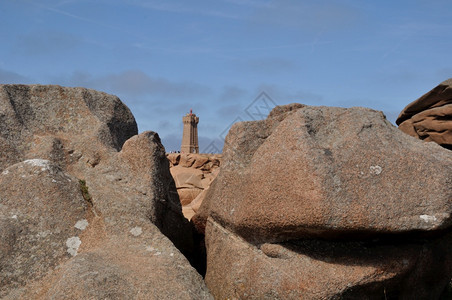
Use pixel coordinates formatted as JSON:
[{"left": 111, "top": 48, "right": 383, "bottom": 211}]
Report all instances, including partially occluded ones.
[
  {"left": 205, "top": 219, "right": 452, "bottom": 299},
  {"left": 0, "top": 85, "right": 212, "bottom": 299},
  {"left": 0, "top": 84, "right": 137, "bottom": 170},
  {"left": 0, "top": 160, "right": 87, "bottom": 295},
  {"left": 196, "top": 103, "right": 452, "bottom": 298},
  {"left": 205, "top": 104, "right": 452, "bottom": 242},
  {"left": 396, "top": 78, "right": 452, "bottom": 149}
]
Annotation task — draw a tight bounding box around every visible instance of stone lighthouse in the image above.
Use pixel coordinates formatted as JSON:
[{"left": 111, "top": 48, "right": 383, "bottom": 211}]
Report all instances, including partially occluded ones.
[{"left": 181, "top": 109, "right": 199, "bottom": 153}]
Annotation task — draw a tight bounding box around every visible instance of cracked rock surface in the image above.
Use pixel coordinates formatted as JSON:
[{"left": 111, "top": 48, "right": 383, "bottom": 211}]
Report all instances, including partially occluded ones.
[
  {"left": 0, "top": 85, "right": 212, "bottom": 299},
  {"left": 195, "top": 103, "right": 452, "bottom": 299}
]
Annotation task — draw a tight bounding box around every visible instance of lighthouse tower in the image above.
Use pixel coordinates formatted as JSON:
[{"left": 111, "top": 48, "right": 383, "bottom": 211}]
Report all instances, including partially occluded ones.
[{"left": 181, "top": 109, "right": 199, "bottom": 153}]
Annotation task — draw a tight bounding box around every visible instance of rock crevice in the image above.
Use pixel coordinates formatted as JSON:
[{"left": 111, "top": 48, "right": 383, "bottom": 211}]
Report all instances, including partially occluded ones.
[{"left": 0, "top": 85, "right": 212, "bottom": 299}]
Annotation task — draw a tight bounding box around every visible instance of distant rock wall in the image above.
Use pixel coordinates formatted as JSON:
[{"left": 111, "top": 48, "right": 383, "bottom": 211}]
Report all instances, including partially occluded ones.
[{"left": 167, "top": 153, "right": 221, "bottom": 220}]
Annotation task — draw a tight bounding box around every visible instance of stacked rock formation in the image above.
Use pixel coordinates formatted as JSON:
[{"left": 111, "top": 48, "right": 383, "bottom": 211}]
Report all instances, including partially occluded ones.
[
  {"left": 0, "top": 85, "right": 212, "bottom": 299},
  {"left": 167, "top": 153, "right": 221, "bottom": 220},
  {"left": 396, "top": 78, "right": 452, "bottom": 149},
  {"left": 2, "top": 83, "right": 452, "bottom": 299},
  {"left": 193, "top": 103, "right": 452, "bottom": 299}
]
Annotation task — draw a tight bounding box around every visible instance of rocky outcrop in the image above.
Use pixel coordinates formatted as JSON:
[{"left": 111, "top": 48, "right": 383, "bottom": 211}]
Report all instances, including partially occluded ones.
[
  {"left": 0, "top": 85, "right": 212, "bottom": 299},
  {"left": 396, "top": 78, "right": 452, "bottom": 149},
  {"left": 195, "top": 103, "right": 452, "bottom": 299},
  {"left": 0, "top": 160, "right": 88, "bottom": 294},
  {"left": 0, "top": 84, "right": 137, "bottom": 170},
  {"left": 167, "top": 153, "right": 221, "bottom": 220}
]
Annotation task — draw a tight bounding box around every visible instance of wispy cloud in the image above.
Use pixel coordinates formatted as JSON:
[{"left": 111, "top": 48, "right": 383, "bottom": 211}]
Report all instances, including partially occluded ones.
[
  {"left": 255, "top": 83, "right": 324, "bottom": 105},
  {"left": 0, "top": 69, "right": 31, "bottom": 84},
  {"left": 53, "top": 0, "right": 79, "bottom": 7},
  {"left": 132, "top": 43, "right": 214, "bottom": 55},
  {"left": 23, "top": 0, "right": 149, "bottom": 40},
  {"left": 56, "top": 70, "right": 212, "bottom": 99},
  {"left": 234, "top": 57, "right": 298, "bottom": 73},
  {"left": 220, "top": 0, "right": 271, "bottom": 8},
  {"left": 391, "top": 21, "right": 452, "bottom": 37},
  {"left": 250, "top": 0, "right": 360, "bottom": 33},
  {"left": 134, "top": 40, "right": 332, "bottom": 56},
  {"left": 380, "top": 21, "right": 452, "bottom": 60},
  {"left": 126, "top": 0, "right": 242, "bottom": 20},
  {"left": 218, "top": 86, "right": 248, "bottom": 103},
  {"left": 14, "top": 31, "right": 79, "bottom": 56},
  {"left": 223, "top": 41, "right": 333, "bottom": 52}
]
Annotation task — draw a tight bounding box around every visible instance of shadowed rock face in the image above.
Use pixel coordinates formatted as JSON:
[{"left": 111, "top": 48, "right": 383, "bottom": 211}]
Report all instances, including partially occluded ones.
[
  {"left": 396, "top": 78, "right": 452, "bottom": 149},
  {"left": 196, "top": 103, "right": 452, "bottom": 299},
  {"left": 0, "top": 85, "right": 212, "bottom": 299}
]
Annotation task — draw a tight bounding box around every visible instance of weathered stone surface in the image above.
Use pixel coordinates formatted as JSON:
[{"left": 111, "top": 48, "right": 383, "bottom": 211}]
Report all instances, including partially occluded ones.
[
  {"left": 396, "top": 78, "right": 452, "bottom": 149},
  {"left": 0, "top": 160, "right": 87, "bottom": 297},
  {"left": 0, "top": 85, "right": 212, "bottom": 299},
  {"left": 0, "top": 84, "right": 138, "bottom": 172},
  {"left": 205, "top": 218, "right": 452, "bottom": 299},
  {"left": 204, "top": 104, "right": 452, "bottom": 243},
  {"left": 169, "top": 153, "right": 221, "bottom": 173},
  {"left": 167, "top": 153, "right": 181, "bottom": 166},
  {"left": 192, "top": 156, "right": 210, "bottom": 169},
  {"left": 12, "top": 230, "right": 212, "bottom": 300},
  {"left": 179, "top": 154, "right": 197, "bottom": 168},
  {"left": 178, "top": 188, "right": 204, "bottom": 206},
  {"left": 172, "top": 170, "right": 204, "bottom": 189},
  {"left": 185, "top": 189, "right": 208, "bottom": 218},
  {"left": 197, "top": 103, "right": 452, "bottom": 298},
  {"left": 168, "top": 153, "right": 221, "bottom": 220}
]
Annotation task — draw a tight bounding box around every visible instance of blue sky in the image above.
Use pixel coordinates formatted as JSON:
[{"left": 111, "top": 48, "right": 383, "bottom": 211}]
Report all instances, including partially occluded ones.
[{"left": 1, "top": 0, "right": 452, "bottom": 152}]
